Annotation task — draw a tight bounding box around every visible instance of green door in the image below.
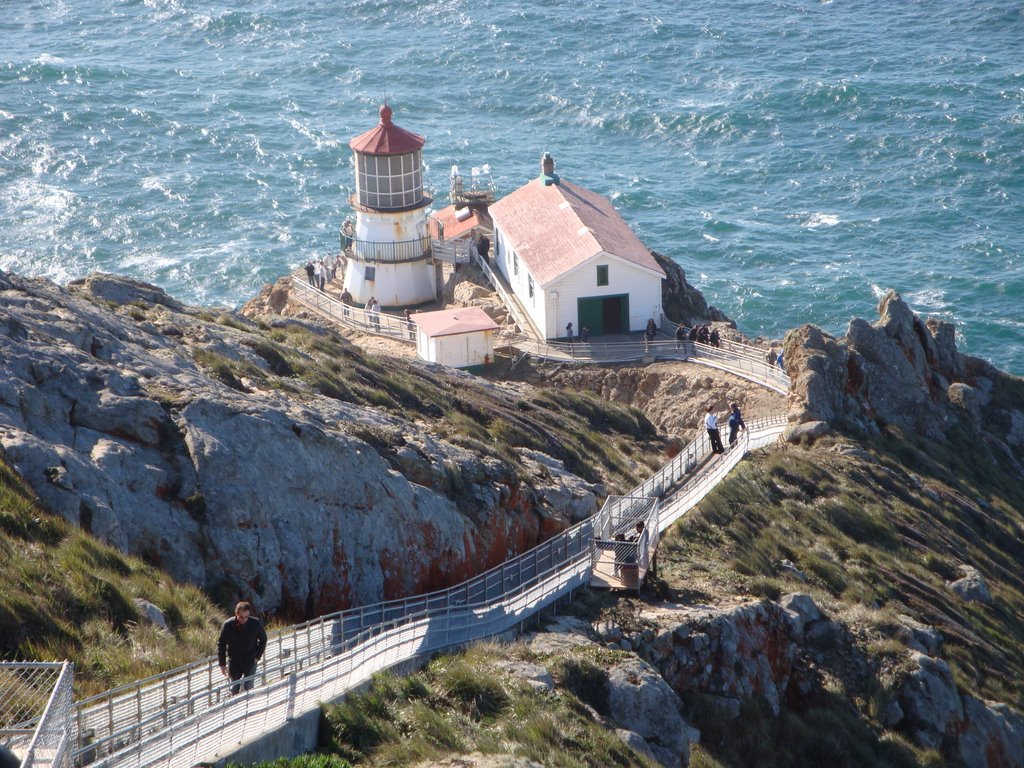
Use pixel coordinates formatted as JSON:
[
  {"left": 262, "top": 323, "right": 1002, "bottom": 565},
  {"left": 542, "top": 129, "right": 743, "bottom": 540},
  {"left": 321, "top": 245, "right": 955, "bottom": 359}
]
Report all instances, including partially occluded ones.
[
  {"left": 577, "top": 294, "right": 629, "bottom": 337},
  {"left": 577, "top": 297, "right": 605, "bottom": 336}
]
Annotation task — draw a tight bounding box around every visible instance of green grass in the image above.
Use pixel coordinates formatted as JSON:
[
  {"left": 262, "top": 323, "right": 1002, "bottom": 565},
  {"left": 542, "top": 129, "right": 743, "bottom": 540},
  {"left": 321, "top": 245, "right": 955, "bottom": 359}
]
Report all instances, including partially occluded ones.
[
  {"left": 316, "top": 641, "right": 657, "bottom": 768},
  {"left": 659, "top": 430, "right": 1024, "bottom": 709},
  {"left": 0, "top": 459, "right": 222, "bottom": 697},
  {"left": 686, "top": 693, "right": 947, "bottom": 768},
  {"left": 240, "top": 320, "right": 662, "bottom": 493}
]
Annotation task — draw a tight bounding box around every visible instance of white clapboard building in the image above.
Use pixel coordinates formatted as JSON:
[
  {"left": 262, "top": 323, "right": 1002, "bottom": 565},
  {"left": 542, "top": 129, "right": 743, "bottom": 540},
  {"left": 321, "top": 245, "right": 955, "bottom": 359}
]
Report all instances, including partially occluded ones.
[
  {"left": 488, "top": 154, "right": 666, "bottom": 340},
  {"left": 411, "top": 306, "right": 499, "bottom": 368}
]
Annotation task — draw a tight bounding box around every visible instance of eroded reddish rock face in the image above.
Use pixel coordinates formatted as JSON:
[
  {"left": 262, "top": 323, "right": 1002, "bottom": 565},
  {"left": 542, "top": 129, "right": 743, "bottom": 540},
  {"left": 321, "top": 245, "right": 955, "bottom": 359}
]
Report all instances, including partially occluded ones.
[{"left": 642, "top": 600, "right": 801, "bottom": 716}]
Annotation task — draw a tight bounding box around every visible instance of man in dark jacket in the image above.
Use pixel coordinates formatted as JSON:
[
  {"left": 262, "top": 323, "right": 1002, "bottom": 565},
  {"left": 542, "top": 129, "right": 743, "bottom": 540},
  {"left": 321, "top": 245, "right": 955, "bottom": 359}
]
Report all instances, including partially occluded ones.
[{"left": 218, "top": 601, "right": 267, "bottom": 694}]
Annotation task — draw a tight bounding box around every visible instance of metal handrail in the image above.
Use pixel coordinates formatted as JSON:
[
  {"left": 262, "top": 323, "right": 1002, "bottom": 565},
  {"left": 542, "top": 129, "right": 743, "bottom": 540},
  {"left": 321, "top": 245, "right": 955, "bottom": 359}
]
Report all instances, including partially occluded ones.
[
  {"left": 70, "top": 345, "right": 791, "bottom": 766},
  {"left": 513, "top": 337, "right": 791, "bottom": 393},
  {"left": 289, "top": 279, "right": 417, "bottom": 343},
  {"left": 340, "top": 235, "right": 432, "bottom": 264},
  {"left": 469, "top": 250, "right": 544, "bottom": 341},
  {"left": 19, "top": 662, "right": 74, "bottom": 768}
]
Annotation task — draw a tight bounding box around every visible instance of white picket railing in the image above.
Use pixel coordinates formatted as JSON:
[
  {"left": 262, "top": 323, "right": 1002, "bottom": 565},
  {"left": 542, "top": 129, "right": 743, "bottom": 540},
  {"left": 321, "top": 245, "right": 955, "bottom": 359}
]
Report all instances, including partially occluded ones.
[
  {"left": 60, "top": 339, "right": 790, "bottom": 767},
  {"left": 0, "top": 662, "right": 74, "bottom": 768}
]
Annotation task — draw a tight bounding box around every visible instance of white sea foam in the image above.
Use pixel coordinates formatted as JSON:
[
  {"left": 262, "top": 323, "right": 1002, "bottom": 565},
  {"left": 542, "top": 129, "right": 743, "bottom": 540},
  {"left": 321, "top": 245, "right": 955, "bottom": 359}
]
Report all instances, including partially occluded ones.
[
  {"left": 908, "top": 288, "right": 946, "bottom": 309},
  {"left": 702, "top": 233, "right": 719, "bottom": 243},
  {"left": 801, "top": 212, "right": 840, "bottom": 229}
]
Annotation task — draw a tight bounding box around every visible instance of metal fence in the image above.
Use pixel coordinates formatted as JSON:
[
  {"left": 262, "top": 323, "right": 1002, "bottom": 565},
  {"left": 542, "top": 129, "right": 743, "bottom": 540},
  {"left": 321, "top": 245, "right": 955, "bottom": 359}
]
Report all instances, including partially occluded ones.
[
  {"left": 74, "top": 519, "right": 596, "bottom": 767},
  {"left": 469, "top": 250, "right": 544, "bottom": 340},
  {"left": 290, "top": 279, "right": 417, "bottom": 343},
  {"left": 514, "top": 337, "right": 791, "bottom": 394},
  {"left": 341, "top": 235, "right": 432, "bottom": 264},
  {"left": 0, "top": 662, "right": 74, "bottom": 768}
]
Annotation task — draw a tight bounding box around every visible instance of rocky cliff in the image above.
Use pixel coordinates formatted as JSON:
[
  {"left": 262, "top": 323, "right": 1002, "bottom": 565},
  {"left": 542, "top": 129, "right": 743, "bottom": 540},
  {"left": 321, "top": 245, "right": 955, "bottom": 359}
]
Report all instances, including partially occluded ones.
[
  {"left": 783, "top": 290, "right": 1024, "bottom": 470},
  {"left": 0, "top": 271, "right": 660, "bottom": 617}
]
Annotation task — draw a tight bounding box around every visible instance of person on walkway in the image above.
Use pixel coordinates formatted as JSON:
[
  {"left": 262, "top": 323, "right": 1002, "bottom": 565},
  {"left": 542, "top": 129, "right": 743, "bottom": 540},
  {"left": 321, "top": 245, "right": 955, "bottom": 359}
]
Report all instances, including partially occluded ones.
[
  {"left": 675, "top": 323, "right": 687, "bottom": 352},
  {"left": 476, "top": 232, "right": 490, "bottom": 260},
  {"left": 314, "top": 260, "right": 325, "bottom": 291},
  {"left": 645, "top": 318, "right": 657, "bottom": 342},
  {"left": 405, "top": 308, "right": 415, "bottom": 340},
  {"left": 709, "top": 327, "right": 721, "bottom": 348},
  {"left": 324, "top": 254, "right": 336, "bottom": 283},
  {"left": 565, "top": 322, "right": 574, "bottom": 349},
  {"left": 727, "top": 401, "right": 746, "bottom": 447},
  {"left": 304, "top": 260, "right": 315, "bottom": 287},
  {"left": 705, "top": 406, "right": 725, "bottom": 454},
  {"left": 580, "top": 326, "right": 590, "bottom": 344},
  {"left": 217, "top": 601, "right": 267, "bottom": 695},
  {"left": 340, "top": 288, "right": 352, "bottom": 318},
  {"left": 766, "top": 347, "right": 777, "bottom": 366},
  {"left": 777, "top": 350, "right": 785, "bottom": 371},
  {"left": 697, "top": 325, "right": 710, "bottom": 345},
  {"left": 688, "top": 325, "right": 699, "bottom": 342},
  {"left": 341, "top": 219, "right": 354, "bottom": 251},
  {"left": 368, "top": 297, "right": 381, "bottom": 332}
]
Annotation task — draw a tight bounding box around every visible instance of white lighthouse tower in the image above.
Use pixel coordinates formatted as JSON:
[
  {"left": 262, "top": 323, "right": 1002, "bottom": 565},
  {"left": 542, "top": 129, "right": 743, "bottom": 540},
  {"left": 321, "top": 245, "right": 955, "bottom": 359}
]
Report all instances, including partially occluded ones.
[{"left": 341, "top": 104, "right": 436, "bottom": 308}]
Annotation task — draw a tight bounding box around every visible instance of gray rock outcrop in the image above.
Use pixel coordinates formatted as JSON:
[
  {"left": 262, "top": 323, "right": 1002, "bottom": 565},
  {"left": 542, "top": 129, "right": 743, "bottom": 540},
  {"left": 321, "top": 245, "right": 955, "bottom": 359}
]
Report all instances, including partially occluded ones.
[
  {"left": 783, "top": 290, "right": 1024, "bottom": 461},
  {"left": 641, "top": 600, "right": 801, "bottom": 717},
  {"left": 0, "top": 271, "right": 604, "bottom": 615},
  {"left": 607, "top": 656, "right": 696, "bottom": 767},
  {"left": 947, "top": 565, "right": 993, "bottom": 605}
]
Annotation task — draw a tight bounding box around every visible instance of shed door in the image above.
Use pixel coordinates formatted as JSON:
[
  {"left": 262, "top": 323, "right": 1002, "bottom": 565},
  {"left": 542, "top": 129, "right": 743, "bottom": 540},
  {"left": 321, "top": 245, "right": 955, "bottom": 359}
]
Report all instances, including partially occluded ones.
[{"left": 578, "top": 294, "right": 629, "bottom": 337}]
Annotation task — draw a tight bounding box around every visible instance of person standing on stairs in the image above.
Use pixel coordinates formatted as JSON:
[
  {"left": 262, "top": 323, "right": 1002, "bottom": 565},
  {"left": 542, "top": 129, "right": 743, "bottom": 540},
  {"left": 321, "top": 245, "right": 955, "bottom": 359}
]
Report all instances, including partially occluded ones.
[{"left": 705, "top": 405, "right": 725, "bottom": 454}]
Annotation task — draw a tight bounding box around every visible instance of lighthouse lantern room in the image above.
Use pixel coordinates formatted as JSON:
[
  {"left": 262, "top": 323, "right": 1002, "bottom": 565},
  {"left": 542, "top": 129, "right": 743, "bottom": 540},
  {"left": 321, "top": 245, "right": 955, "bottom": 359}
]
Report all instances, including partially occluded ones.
[{"left": 342, "top": 104, "right": 436, "bottom": 308}]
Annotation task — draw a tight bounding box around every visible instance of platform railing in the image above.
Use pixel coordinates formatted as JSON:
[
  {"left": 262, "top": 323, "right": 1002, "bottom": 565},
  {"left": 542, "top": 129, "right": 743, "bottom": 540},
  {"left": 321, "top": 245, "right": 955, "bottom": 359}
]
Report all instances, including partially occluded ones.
[
  {"left": 514, "top": 337, "right": 790, "bottom": 393},
  {"left": 339, "top": 235, "right": 432, "bottom": 264}
]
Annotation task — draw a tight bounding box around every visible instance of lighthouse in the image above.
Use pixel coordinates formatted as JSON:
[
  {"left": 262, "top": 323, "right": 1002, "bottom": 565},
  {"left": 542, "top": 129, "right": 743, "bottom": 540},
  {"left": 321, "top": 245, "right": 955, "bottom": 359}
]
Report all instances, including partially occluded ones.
[{"left": 341, "top": 104, "right": 436, "bottom": 308}]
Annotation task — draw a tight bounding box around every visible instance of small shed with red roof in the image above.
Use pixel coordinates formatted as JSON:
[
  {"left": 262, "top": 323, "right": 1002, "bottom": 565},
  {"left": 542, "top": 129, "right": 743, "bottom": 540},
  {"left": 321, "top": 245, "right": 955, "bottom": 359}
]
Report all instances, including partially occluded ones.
[
  {"left": 410, "top": 306, "right": 500, "bottom": 368},
  {"left": 488, "top": 153, "right": 666, "bottom": 340}
]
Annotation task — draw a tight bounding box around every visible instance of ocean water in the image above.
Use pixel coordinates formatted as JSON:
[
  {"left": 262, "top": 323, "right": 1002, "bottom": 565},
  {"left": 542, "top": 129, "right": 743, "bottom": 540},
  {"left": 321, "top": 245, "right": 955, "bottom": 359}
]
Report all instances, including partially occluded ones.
[{"left": 2, "top": 1, "right": 1022, "bottom": 374}]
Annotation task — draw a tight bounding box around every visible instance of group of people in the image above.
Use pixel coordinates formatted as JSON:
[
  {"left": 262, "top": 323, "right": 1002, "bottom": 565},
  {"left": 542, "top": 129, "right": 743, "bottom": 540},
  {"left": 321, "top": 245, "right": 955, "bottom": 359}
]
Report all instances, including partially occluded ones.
[
  {"left": 672, "top": 323, "right": 721, "bottom": 351},
  {"left": 704, "top": 401, "right": 746, "bottom": 455},
  {"left": 766, "top": 346, "right": 785, "bottom": 371},
  {"left": 564, "top": 322, "right": 591, "bottom": 346},
  {"left": 304, "top": 255, "right": 340, "bottom": 291}
]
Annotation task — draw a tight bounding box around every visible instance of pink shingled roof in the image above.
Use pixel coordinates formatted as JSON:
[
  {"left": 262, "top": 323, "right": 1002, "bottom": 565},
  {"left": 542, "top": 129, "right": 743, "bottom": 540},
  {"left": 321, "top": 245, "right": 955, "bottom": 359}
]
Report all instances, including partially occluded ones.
[
  {"left": 349, "top": 104, "right": 425, "bottom": 156},
  {"left": 489, "top": 177, "right": 665, "bottom": 287},
  {"left": 411, "top": 306, "right": 499, "bottom": 338}
]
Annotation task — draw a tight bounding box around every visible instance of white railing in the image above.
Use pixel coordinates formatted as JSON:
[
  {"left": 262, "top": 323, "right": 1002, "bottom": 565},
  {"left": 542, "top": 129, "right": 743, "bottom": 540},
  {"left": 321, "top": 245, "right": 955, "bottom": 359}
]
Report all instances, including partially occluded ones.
[
  {"left": 514, "top": 337, "right": 790, "bottom": 393},
  {"left": 469, "top": 250, "right": 544, "bottom": 341},
  {"left": 0, "top": 662, "right": 74, "bottom": 768},
  {"left": 66, "top": 341, "right": 790, "bottom": 767},
  {"left": 289, "top": 279, "right": 417, "bottom": 343},
  {"left": 430, "top": 238, "right": 474, "bottom": 265},
  {"left": 657, "top": 414, "right": 787, "bottom": 532}
]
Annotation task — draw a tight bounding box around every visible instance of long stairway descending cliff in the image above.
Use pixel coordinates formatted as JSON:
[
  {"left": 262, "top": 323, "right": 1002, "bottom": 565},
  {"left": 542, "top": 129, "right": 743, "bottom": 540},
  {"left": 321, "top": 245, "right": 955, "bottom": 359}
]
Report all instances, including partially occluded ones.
[{"left": 66, "top": 347, "right": 789, "bottom": 768}]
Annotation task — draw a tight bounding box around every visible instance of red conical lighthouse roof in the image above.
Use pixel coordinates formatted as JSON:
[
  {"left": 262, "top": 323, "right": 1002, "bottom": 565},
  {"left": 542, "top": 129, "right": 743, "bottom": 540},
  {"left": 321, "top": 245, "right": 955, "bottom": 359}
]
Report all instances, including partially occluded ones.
[{"left": 349, "top": 103, "right": 426, "bottom": 155}]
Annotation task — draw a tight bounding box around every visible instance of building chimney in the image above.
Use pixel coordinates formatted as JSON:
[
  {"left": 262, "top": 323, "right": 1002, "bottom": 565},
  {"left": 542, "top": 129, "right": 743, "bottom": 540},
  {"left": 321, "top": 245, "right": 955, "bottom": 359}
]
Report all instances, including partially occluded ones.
[{"left": 541, "top": 152, "right": 555, "bottom": 177}]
